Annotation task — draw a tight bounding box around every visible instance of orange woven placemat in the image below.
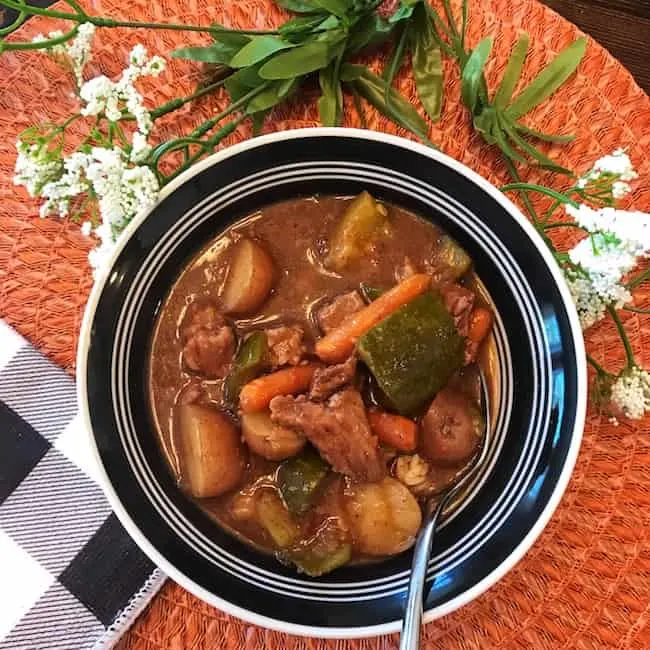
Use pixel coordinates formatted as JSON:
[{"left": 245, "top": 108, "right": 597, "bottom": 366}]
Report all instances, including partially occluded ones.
[{"left": 1, "top": 0, "right": 650, "bottom": 647}]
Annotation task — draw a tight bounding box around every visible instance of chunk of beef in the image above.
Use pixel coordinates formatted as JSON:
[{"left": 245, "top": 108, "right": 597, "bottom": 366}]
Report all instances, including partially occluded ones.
[
  {"left": 266, "top": 325, "right": 306, "bottom": 367},
  {"left": 440, "top": 284, "right": 477, "bottom": 365},
  {"left": 440, "top": 284, "right": 475, "bottom": 336},
  {"left": 181, "top": 301, "right": 235, "bottom": 378},
  {"left": 270, "top": 388, "right": 385, "bottom": 482},
  {"left": 309, "top": 355, "right": 357, "bottom": 401},
  {"left": 181, "top": 302, "right": 225, "bottom": 340},
  {"left": 317, "top": 291, "right": 365, "bottom": 334}
]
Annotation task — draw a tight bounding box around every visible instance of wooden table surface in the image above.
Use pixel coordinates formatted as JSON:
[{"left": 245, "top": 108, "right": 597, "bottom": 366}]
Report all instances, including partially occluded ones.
[
  {"left": 1, "top": 1, "right": 649, "bottom": 92},
  {"left": 542, "top": 0, "right": 649, "bottom": 92}
]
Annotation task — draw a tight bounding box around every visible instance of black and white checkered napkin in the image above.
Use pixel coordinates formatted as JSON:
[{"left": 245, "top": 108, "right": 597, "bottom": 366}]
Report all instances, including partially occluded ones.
[{"left": 0, "top": 320, "right": 165, "bottom": 649}]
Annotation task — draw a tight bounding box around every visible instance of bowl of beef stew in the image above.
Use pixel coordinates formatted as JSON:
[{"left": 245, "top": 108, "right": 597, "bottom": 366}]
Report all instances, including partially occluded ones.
[{"left": 77, "top": 128, "right": 586, "bottom": 637}]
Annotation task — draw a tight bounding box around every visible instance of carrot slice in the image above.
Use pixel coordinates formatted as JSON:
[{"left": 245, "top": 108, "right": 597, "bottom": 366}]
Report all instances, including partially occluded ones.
[
  {"left": 368, "top": 410, "right": 418, "bottom": 452},
  {"left": 315, "top": 273, "right": 431, "bottom": 363},
  {"left": 239, "top": 364, "right": 318, "bottom": 413},
  {"left": 467, "top": 306, "right": 493, "bottom": 344}
]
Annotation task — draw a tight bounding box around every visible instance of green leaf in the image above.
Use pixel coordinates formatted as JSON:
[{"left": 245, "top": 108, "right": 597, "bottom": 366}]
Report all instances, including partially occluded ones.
[
  {"left": 498, "top": 113, "right": 572, "bottom": 174},
  {"left": 460, "top": 37, "right": 492, "bottom": 114},
  {"left": 258, "top": 36, "right": 342, "bottom": 79},
  {"left": 318, "top": 54, "right": 343, "bottom": 126},
  {"left": 229, "top": 35, "right": 295, "bottom": 68},
  {"left": 383, "top": 22, "right": 409, "bottom": 92},
  {"left": 514, "top": 122, "right": 575, "bottom": 143},
  {"left": 274, "top": 0, "right": 320, "bottom": 13},
  {"left": 225, "top": 66, "right": 265, "bottom": 102},
  {"left": 487, "top": 112, "right": 527, "bottom": 165},
  {"left": 493, "top": 32, "right": 529, "bottom": 111},
  {"left": 339, "top": 62, "right": 365, "bottom": 82},
  {"left": 506, "top": 37, "right": 587, "bottom": 120},
  {"left": 210, "top": 25, "right": 254, "bottom": 48},
  {"left": 345, "top": 14, "right": 394, "bottom": 53},
  {"left": 411, "top": 5, "right": 443, "bottom": 122},
  {"left": 388, "top": 2, "right": 415, "bottom": 24},
  {"left": 344, "top": 66, "right": 428, "bottom": 139},
  {"left": 473, "top": 109, "right": 498, "bottom": 145},
  {"left": 251, "top": 110, "right": 269, "bottom": 135},
  {"left": 279, "top": 14, "right": 327, "bottom": 36},
  {"left": 171, "top": 41, "right": 248, "bottom": 65},
  {"left": 246, "top": 78, "right": 298, "bottom": 113},
  {"left": 310, "top": 0, "right": 351, "bottom": 18}
]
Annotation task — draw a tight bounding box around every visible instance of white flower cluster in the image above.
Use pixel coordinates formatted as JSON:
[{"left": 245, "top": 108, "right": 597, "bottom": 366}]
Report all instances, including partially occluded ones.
[
  {"left": 610, "top": 366, "right": 650, "bottom": 419},
  {"left": 36, "top": 146, "right": 159, "bottom": 271},
  {"left": 576, "top": 148, "right": 638, "bottom": 200},
  {"left": 14, "top": 139, "right": 63, "bottom": 197},
  {"left": 563, "top": 153, "right": 648, "bottom": 329},
  {"left": 14, "top": 43, "right": 166, "bottom": 274},
  {"left": 33, "top": 22, "right": 96, "bottom": 87},
  {"left": 79, "top": 44, "right": 165, "bottom": 136}
]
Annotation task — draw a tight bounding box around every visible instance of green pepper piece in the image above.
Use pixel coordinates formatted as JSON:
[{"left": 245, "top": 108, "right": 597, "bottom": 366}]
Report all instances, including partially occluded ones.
[
  {"left": 277, "top": 447, "right": 329, "bottom": 515},
  {"left": 359, "top": 283, "right": 384, "bottom": 302},
  {"left": 358, "top": 292, "right": 464, "bottom": 415},
  {"left": 224, "top": 331, "right": 268, "bottom": 404}
]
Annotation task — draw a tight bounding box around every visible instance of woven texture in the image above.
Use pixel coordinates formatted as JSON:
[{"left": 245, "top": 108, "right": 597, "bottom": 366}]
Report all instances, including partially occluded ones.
[{"left": 1, "top": 0, "right": 649, "bottom": 647}]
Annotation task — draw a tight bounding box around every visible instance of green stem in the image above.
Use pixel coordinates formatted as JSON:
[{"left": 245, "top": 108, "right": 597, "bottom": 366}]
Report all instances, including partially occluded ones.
[
  {"left": 149, "top": 76, "right": 230, "bottom": 120},
  {"left": 0, "top": 8, "right": 26, "bottom": 36},
  {"left": 623, "top": 305, "right": 650, "bottom": 315},
  {"left": 542, "top": 221, "right": 587, "bottom": 231},
  {"left": 607, "top": 305, "right": 635, "bottom": 370},
  {"left": 188, "top": 81, "right": 271, "bottom": 137},
  {"left": 625, "top": 268, "right": 650, "bottom": 290},
  {"left": 164, "top": 115, "right": 246, "bottom": 183},
  {"left": 1, "top": 24, "right": 79, "bottom": 51},
  {"left": 351, "top": 88, "right": 367, "bottom": 129},
  {"left": 501, "top": 182, "right": 579, "bottom": 208},
  {"left": 0, "top": 0, "right": 277, "bottom": 35},
  {"left": 0, "top": 0, "right": 82, "bottom": 21},
  {"left": 587, "top": 354, "right": 611, "bottom": 377}
]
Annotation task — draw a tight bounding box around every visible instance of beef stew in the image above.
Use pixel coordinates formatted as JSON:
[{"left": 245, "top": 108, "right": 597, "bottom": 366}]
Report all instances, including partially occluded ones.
[{"left": 148, "top": 193, "right": 495, "bottom": 575}]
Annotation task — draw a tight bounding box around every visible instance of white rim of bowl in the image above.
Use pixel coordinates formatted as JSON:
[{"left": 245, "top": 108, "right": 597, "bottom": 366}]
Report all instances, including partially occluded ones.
[{"left": 76, "top": 127, "right": 587, "bottom": 639}]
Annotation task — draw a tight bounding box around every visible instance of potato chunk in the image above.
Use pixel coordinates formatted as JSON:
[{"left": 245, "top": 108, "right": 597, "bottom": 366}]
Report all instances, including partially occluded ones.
[
  {"left": 222, "top": 239, "right": 275, "bottom": 315},
  {"left": 345, "top": 477, "right": 422, "bottom": 556},
  {"left": 241, "top": 411, "right": 305, "bottom": 461},
  {"left": 176, "top": 404, "right": 246, "bottom": 498}
]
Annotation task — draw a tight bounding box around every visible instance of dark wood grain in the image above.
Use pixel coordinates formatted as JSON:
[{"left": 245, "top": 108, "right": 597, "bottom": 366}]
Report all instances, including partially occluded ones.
[
  {"left": 542, "top": 0, "right": 650, "bottom": 92},
  {"left": 1, "top": 1, "right": 649, "bottom": 92}
]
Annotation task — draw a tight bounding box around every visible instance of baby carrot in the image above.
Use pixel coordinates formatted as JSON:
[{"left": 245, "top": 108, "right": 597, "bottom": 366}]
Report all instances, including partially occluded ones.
[
  {"left": 315, "top": 273, "right": 431, "bottom": 363},
  {"left": 239, "top": 364, "right": 318, "bottom": 413},
  {"left": 367, "top": 410, "right": 418, "bottom": 452},
  {"left": 467, "top": 306, "right": 493, "bottom": 344}
]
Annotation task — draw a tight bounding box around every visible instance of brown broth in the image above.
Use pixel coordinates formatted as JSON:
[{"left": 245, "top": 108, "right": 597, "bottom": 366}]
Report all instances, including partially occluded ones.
[{"left": 148, "top": 195, "right": 496, "bottom": 563}]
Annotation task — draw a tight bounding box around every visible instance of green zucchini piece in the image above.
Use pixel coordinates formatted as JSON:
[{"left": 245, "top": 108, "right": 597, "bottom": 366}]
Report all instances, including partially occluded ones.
[
  {"left": 284, "top": 518, "right": 351, "bottom": 576},
  {"left": 290, "top": 542, "right": 351, "bottom": 577},
  {"left": 277, "top": 447, "right": 329, "bottom": 515},
  {"left": 325, "top": 191, "right": 391, "bottom": 271},
  {"left": 224, "top": 331, "right": 268, "bottom": 404},
  {"left": 358, "top": 292, "right": 464, "bottom": 414},
  {"left": 256, "top": 491, "right": 299, "bottom": 548},
  {"left": 435, "top": 235, "right": 471, "bottom": 280}
]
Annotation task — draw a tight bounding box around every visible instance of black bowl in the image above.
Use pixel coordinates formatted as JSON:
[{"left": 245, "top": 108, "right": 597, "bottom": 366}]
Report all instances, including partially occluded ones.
[{"left": 77, "top": 128, "right": 586, "bottom": 637}]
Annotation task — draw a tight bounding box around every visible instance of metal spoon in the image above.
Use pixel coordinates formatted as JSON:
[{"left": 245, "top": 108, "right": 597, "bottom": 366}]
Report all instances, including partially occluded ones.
[{"left": 399, "top": 407, "right": 491, "bottom": 650}]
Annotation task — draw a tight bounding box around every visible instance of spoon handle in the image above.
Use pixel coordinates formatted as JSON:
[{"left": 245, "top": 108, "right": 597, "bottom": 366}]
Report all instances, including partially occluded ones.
[{"left": 399, "top": 511, "right": 439, "bottom": 650}]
